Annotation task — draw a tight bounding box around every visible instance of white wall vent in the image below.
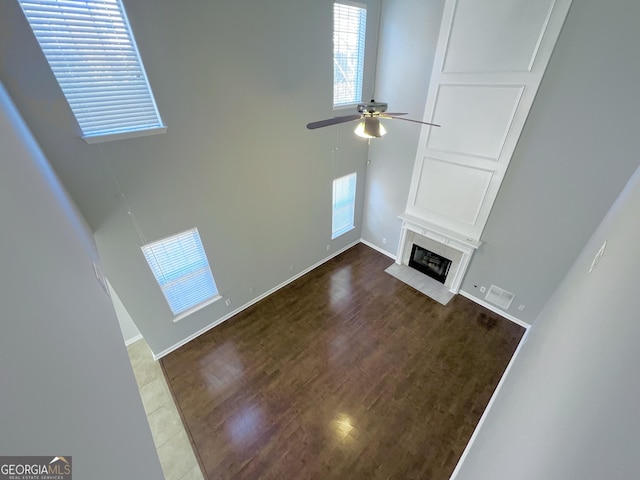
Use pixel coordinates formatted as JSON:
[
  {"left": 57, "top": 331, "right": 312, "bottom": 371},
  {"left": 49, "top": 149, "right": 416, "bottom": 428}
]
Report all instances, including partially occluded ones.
[{"left": 485, "top": 285, "right": 515, "bottom": 310}]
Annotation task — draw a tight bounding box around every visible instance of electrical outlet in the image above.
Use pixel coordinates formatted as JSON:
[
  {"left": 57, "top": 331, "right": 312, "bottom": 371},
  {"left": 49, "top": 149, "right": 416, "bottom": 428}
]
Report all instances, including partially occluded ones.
[
  {"left": 326, "top": 245, "right": 330, "bottom": 251},
  {"left": 518, "top": 305, "right": 525, "bottom": 311},
  {"left": 249, "top": 287, "right": 254, "bottom": 294},
  {"left": 225, "top": 299, "right": 231, "bottom": 307},
  {"left": 382, "top": 238, "right": 387, "bottom": 244},
  {"left": 479, "top": 286, "right": 486, "bottom": 293}
]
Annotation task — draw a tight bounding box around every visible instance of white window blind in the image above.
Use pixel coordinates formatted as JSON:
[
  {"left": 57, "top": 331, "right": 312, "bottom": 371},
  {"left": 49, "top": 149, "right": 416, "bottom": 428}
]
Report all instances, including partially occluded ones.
[
  {"left": 18, "top": 0, "right": 165, "bottom": 142},
  {"left": 332, "top": 172, "right": 357, "bottom": 239},
  {"left": 333, "top": 2, "right": 367, "bottom": 107},
  {"left": 141, "top": 228, "right": 219, "bottom": 316}
]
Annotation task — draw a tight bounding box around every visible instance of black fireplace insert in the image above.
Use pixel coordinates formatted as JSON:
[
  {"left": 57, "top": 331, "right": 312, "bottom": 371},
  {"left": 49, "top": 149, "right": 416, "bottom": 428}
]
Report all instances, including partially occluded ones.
[{"left": 408, "top": 244, "right": 452, "bottom": 284}]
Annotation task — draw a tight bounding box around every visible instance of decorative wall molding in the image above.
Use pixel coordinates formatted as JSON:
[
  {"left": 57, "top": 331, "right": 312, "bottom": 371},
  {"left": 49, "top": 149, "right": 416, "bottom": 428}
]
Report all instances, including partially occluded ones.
[{"left": 405, "top": 0, "right": 572, "bottom": 241}]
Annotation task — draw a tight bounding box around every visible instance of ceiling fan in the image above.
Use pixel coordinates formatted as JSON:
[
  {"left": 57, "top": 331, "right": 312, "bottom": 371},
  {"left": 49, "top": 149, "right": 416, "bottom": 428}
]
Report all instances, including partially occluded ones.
[{"left": 306, "top": 100, "right": 440, "bottom": 139}]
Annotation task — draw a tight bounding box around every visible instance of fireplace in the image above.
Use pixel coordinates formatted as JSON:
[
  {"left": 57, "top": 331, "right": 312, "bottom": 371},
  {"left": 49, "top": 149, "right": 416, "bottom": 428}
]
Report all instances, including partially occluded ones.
[
  {"left": 394, "top": 214, "right": 481, "bottom": 294},
  {"left": 408, "top": 244, "right": 452, "bottom": 284}
]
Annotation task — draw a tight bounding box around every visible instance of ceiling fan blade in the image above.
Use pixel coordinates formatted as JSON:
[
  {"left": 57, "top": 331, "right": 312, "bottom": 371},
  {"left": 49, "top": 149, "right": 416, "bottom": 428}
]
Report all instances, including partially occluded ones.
[
  {"left": 383, "top": 112, "right": 408, "bottom": 116},
  {"left": 306, "top": 114, "right": 362, "bottom": 129},
  {"left": 383, "top": 115, "right": 441, "bottom": 127}
]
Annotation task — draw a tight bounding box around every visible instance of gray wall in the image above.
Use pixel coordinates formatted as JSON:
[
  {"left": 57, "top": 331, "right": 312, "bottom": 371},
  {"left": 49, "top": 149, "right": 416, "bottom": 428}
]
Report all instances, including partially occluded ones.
[
  {"left": 459, "top": 0, "right": 640, "bottom": 323},
  {"left": 6, "top": 0, "right": 636, "bottom": 355},
  {"left": 0, "top": 82, "right": 162, "bottom": 479},
  {"left": 109, "top": 280, "right": 142, "bottom": 345},
  {"left": 0, "top": 0, "right": 380, "bottom": 356},
  {"left": 454, "top": 164, "right": 640, "bottom": 479},
  {"left": 361, "top": 0, "right": 445, "bottom": 252},
  {"left": 363, "top": 0, "right": 640, "bottom": 324}
]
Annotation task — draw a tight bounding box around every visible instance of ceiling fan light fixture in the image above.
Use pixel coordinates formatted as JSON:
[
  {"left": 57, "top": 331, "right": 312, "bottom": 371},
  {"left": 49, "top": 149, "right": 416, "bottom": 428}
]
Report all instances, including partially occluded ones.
[
  {"left": 354, "top": 121, "right": 372, "bottom": 138},
  {"left": 377, "top": 121, "right": 387, "bottom": 137},
  {"left": 354, "top": 117, "right": 386, "bottom": 138},
  {"left": 307, "top": 99, "right": 438, "bottom": 137}
]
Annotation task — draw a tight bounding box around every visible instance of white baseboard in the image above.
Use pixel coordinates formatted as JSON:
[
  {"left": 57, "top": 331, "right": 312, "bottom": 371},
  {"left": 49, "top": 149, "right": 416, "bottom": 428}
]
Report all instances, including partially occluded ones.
[
  {"left": 152, "top": 240, "right": 361, "bottom": 360},
  {"left": 457, "top": 285, "right": 531, "bottom": 476},
  {"left": 448, "top": 328, "right": 529, "bottom": 480},
  {"left": 125, "top": 334, "right": 143, "bottom": 347},
  {"left": 459, "top": 290, "right": 531, "bottom": 330},
  {"left": 359, "top": 238, "right": 396, "bottom": 260}
]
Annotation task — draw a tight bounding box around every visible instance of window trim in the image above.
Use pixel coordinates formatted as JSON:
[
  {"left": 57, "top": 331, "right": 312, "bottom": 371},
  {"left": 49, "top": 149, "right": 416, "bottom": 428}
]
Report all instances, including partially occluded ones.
[
  {"left": 18, "top": 0, "right": 166, "bottom": 144},
  {"left": 141, "top": 228, "right": 221, "bottom": 321},
  {"left": 83, "top": 126, "right": 167, "bottom": 144},
  {"left": 333, "top": 0, "right": 368, "bottom": 109},
  {"left": 332, "top": 172, "right": 358, "bottom": 239},
  {"left": 172, "top": 294, "right": 222, "bottom": 323}
]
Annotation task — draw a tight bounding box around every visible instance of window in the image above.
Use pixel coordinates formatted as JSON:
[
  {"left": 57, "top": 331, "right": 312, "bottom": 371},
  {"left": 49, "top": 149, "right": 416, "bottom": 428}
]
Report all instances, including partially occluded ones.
[
  {"left": 333, "top": 1, "right": 367, "bottom": 107},
  {"left": 332, "top": 172, "right": 357, "bottom": 239},
  {"left": 141, "top": 228, "right": 220, "bottom": 318},
  {"left": 18, "top": 0, "right": 166, "bottom": 143}
]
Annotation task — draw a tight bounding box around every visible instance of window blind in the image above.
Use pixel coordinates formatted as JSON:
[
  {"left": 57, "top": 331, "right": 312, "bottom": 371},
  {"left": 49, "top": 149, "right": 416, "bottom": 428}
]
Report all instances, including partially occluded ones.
[
  {"left": 18, "top": 0, "right": 164, "bottom": 141},
  {"left": 332, "top": 172, "right": 357, "bottom": 239},
  {"left": 141, "top": 228, "right": 219, "bottom": 316},
  {"left": 333, "top": 2, "right": 367, "bottom": 107}
]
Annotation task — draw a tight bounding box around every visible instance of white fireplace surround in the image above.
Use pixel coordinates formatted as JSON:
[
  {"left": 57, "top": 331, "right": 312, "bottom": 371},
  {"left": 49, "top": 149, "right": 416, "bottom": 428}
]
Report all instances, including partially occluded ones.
[{"left": 396, "top": 213, "right": 481, "bottom": 293}]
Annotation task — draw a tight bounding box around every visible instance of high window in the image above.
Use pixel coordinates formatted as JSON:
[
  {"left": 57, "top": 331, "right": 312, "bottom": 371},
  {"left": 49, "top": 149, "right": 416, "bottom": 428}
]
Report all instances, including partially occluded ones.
[
  {"left": 332, "top": 172, "right": 357, "bottom": 239},
  {"left": 17, "top": 0, "right": 166, "bottom": 143},
  {"left": 141, "top": 228, "right": 220, "bottom": 318},
  {"left": 333, "top": 1, "right": 367, "bottom": 107}
]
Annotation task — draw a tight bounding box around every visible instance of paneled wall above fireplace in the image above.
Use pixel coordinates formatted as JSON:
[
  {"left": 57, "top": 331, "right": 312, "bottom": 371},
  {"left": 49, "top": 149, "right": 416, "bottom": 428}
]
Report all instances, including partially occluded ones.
[{"left": 405, "top": 0, "right": 571, "bottom": 241}]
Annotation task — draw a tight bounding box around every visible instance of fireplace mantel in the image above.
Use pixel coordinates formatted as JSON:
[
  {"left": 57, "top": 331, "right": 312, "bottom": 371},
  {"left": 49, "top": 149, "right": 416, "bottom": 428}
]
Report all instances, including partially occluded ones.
[
  {"left": 396, "top": 213, "right": 481, "bottom": 294},
  {"left": 398, "top": 214, "right": 482, "bottom": 249}
]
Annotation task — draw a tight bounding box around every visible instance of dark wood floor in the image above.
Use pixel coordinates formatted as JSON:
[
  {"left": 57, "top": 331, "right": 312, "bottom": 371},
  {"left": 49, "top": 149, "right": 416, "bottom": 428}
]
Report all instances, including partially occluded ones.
[{"left": 161, "top": 244, "right": 524, "bottom": 480}]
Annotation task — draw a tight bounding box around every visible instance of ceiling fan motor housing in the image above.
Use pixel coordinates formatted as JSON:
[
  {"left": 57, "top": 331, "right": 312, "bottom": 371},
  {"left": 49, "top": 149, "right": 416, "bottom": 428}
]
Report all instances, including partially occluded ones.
[{"left": 358, "top": 101, "right": 388, "bottom": 114}]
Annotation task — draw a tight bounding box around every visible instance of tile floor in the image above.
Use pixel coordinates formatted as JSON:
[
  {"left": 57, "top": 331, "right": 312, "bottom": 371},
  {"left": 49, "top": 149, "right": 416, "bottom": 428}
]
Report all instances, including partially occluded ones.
[
  {"left": 385, "top": 263, "right": 455, "bottom": 305},
  {"left": 127, "top": 339, "right": 204, "bottom": 480}
]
